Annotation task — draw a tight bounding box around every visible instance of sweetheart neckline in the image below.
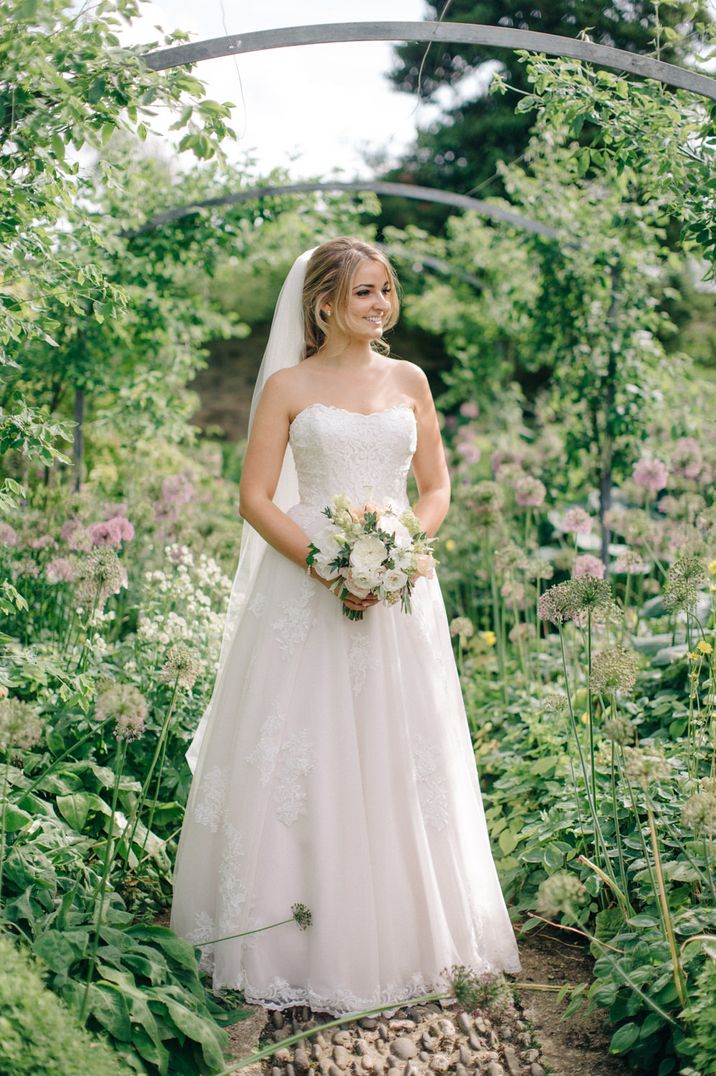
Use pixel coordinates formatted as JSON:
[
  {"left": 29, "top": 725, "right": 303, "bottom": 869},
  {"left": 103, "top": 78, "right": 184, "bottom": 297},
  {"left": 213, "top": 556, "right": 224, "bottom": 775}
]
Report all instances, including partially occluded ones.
[{"left": 289, "top": 401, "right": 416, "bottom": 429}]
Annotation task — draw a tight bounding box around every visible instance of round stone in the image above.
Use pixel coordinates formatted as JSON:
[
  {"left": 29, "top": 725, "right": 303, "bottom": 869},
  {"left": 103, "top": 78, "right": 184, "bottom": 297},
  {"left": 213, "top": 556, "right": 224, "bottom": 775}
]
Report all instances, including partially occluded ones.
[
  {"left": 359, "top": 1017, "right": 378, "bottom": 1030},
  {"left": 457, "top": 1012, "right": 473, "bottom": 1034},
  {"left": 333, "top": 1045, "right": 352, "bottom": 1067},
  {"left": 332, "top": 1030, "right": 353, "bottom": 1046},
  {"left": 429, "top": 1054, "right": 451, "bottom": 1072},
  {"left": 390, "top": 1036, "right": 417, "bottom": 1061},
  {"left": 293, "top": 1047, "right": 310, "bottom": 1073}
]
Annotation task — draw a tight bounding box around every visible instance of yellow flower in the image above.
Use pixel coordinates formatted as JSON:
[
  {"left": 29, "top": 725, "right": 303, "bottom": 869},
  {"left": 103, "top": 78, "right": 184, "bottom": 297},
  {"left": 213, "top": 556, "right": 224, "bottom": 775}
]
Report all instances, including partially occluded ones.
[
  {"left": 710, "top": 583, "right": 716, "bottom": 593},
  {"left": 479, "top": 630, "right": 497, "bottom": 647},
  {"left": 445, "top": 538, "right": 456, "bottom": 552},
  {"left": 687, "top": 651, "right": 700, "bottom": 662},
  {"left": 580, "top": 711, "right": 589, "bottom": 726},
  {"left": 708, "top": 559, "right": 716, "bottom": 576},
  {"left": 696, "top": 640, "right": 713, "bottom": 655}
]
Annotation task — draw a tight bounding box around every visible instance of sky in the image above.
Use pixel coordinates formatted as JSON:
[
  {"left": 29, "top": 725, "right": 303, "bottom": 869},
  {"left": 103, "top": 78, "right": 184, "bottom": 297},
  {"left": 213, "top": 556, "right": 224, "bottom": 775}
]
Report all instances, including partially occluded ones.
[{"left": 117, "top": 1, "right": 462, "bottom": 180}]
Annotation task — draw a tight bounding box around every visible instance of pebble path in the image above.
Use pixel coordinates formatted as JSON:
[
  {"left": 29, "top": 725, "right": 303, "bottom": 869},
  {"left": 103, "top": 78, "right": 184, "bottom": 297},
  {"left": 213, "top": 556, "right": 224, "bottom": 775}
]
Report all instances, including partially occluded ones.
[{"left": 253, "top": 993, "right": 547, "bottom": 1075}]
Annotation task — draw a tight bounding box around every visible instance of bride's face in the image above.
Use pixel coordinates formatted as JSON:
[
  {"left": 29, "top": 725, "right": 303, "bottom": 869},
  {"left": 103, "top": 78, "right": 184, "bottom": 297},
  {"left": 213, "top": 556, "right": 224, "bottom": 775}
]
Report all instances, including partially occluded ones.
[{"left": 340, "top": 258, "right": 392, "bottom": 339}]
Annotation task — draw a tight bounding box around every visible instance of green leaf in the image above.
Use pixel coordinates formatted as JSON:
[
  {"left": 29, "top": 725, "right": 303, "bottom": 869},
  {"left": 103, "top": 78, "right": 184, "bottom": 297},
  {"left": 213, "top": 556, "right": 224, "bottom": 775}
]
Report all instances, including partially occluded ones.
[
  {"left": 56, "top": 791, "right": 110, "bottom": 830},
  {"left": 499, "top": 829, "right": 519, "bottom": 854},
  {"left": 88, "top": 983, "right": 132, "bottom": 1042},
  {"left": 543, "top": 844, "right": 565, "bottom": 871},
  {"left": 34, "top": 931, "right": 77, "bottom": 973},
  {"left": 164, "top": 998, "right": 227, "bottom": 1070},
  {"left": 3, "top": 804, "right": 32, "bottom": 832},
  {"left": 610, "top": 1021, "right": 640, "bottom": 1053}
]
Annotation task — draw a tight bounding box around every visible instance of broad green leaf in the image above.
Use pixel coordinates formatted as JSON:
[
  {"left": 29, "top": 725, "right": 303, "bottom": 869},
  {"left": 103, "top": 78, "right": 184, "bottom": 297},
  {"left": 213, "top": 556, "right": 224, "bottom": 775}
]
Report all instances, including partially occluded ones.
[{"left": 610, "top": 1021, "right": 640, "bottom": 1053}]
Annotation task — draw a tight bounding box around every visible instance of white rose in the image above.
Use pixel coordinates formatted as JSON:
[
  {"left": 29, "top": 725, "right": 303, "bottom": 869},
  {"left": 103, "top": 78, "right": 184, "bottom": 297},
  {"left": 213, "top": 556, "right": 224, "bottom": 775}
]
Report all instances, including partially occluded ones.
[
  {"left": 350, "top": 535, "right": 388, "bottom": 573},
  {"left": 382, "top": 567, "right": 408, "bottom": 593},
  {"left": 344, "top": 567, "right": 373, "bottom": 598},
  {"left": 313, "top": 554, "right": 342, "bottom": 581},
  {"left": 379, "top": 513, "right": 413, "bottom": 549}
]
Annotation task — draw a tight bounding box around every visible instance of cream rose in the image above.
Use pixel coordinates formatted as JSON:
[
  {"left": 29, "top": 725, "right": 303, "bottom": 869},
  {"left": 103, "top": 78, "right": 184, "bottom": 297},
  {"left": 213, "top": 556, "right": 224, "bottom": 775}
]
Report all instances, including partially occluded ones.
[
  {"left": 349, "top": 534, "right": 388, "bottom": 574},
  {"left": 415, "top": 553, "right": 436, "bottom": 579}
]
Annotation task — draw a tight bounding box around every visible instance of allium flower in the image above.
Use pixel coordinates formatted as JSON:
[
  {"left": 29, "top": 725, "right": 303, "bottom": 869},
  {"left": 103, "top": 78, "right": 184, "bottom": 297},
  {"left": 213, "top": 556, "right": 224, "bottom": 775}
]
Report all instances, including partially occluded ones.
[
  {"left": 670, "top": 437, "right": 703, "bottom": 480},
  {"left": 501, "top": 580, "right": 526, "bottom": 606},
  {"left": 574, "top": 554, "right": 605, "bottom": 580},
  {"left": 696, "top": 507, "right": 716, "bottom": 537},
  {"left": 633, "top": 457, "right": 668, "bottom": 493},
  {"left": 623, "top": 745, "right": 672, "bottom": 785},
  {"left": 494, "top": 541, "right": 529, "bottom": 574},
  {"left": 0, "top": 697, "right": 43, "bottom": 753},
  {"left": 0, "top": 522, "right": 19, "bottom": 546},
  {"left": 160, "top": 641, "right": 201, "bottom": 689},
  {"left": 14, "top": 558, "right": 38, "bottom": 577},
  {"left": 603, "top": 716, "right": 635, "bottom": 745},
  {"left": 613, "top": 550, "right": 646, "bottom": 575},
  {"left": 589, "top": 647, "right": 640, "bottom": 694},
  {"left": 536, "top": 872, "right": 587, "bottom": 919},
  {"left": 46, "top": 557, "right": 77, "bottom": 584},
  {"left": 657, "top": 495, "right": 681, "bottom": 518},
  {"left": 459, "top": 400, "right": 479, "bottom": 419},
  {"left": 449, "top": 616, "right": 474, "bottom": 640},
  {"left": 75, "top": 548, "right": 126, "bottom": 606},
  {"left": 292, "top": 902, "right": 313, "bottom": 930},
  {"left": 60, "top": 519, "right": 91, "bottom": 550},
  {"left": 95, "top": 683, "right": 148, "bottom": 741},
  {"left": 663, "top": 553, "right": 708, "bottom": 613},
  {"left": 509, "top": 622, "right": 536, "bottom": 643},
  {"left": 29, "top": 534, "right": 55, "bottom": 550},
  {"left": 540, "top": 693, "right": 569, "bottom": 713},
  {"left": 490, "top": 449, "right": 522, "bottom": 476},
  {"left": 538, "top": 577, "right": 620, "bottom": 627},
  {"left": 456, "top": 438, "right": 480, "bottom": 465},
  {"left": 526, "top": 557, "right": 554, "bottom": 582},
  {"left": 87, "top": 515, "right": 135, "bottom": 547},
  {"left": 161, "top": 473, "right": 195, "bottom": 506},
  {"left": 561, "top": 508, "right": 593, "bottom": 536},
  {"left": 680, "top": 792, "right": 716, "bottom": 838},
  {"left": 514, "top": 474, "right": 546, "bottom": 508},
  {"left": 461, "top": 481, "right": 504, "bottom": 528}
]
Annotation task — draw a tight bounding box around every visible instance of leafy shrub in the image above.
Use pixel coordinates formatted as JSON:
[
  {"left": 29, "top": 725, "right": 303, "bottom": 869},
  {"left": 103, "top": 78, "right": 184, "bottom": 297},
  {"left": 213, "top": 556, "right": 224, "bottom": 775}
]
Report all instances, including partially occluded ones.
[{"left": 0, "top": 931, "right": 127, "bottom": 1076}]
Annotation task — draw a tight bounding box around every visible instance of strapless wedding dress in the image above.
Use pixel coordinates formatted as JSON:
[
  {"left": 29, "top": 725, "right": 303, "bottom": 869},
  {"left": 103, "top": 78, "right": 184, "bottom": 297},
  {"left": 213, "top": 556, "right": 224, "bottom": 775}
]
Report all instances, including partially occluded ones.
[{"left": 170, "top": 402, "right": 520, "bottom": 1017}]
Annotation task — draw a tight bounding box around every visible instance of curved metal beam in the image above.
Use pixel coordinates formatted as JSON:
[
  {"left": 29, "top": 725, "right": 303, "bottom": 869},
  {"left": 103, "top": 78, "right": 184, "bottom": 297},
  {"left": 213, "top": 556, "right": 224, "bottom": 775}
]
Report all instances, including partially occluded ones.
[
  {"left": 143, "top": 21, "right": 716, "bottom": 101},
  {"left": 122, "top": 180, "right": 556, "bottom": 240}
]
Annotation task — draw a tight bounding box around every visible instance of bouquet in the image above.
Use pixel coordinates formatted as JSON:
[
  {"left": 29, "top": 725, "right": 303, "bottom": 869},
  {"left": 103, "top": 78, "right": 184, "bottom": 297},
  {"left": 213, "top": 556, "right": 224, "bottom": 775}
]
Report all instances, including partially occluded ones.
[{"left": 305, "top": 493, "right": 439, "bottom": 620}]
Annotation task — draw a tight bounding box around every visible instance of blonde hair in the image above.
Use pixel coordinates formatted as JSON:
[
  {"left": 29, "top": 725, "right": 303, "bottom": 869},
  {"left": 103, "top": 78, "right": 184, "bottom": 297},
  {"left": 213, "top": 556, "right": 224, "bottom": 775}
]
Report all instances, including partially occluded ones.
[{"left": 302, "top": 237, "right": 401, "bottom": 359}]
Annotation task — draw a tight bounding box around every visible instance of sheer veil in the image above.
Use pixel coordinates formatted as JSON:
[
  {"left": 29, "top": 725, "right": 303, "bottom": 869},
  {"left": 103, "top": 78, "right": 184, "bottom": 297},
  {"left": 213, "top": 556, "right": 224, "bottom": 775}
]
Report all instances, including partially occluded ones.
[{"left": 186, "top": 246, "right": 318, "bottom": 773}]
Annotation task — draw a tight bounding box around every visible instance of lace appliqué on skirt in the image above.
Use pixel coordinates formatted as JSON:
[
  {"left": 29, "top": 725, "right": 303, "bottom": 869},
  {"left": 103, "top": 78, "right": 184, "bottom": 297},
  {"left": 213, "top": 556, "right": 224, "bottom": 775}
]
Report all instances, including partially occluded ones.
[
  {"left": 413, "top": 734, "right": 449, "bottom": 831},
  {"left": 246, "top": 703, "right": 315, "bottom": 826},
  {"left": 270, "top": 573, "right": 318, "bottom": 655}
]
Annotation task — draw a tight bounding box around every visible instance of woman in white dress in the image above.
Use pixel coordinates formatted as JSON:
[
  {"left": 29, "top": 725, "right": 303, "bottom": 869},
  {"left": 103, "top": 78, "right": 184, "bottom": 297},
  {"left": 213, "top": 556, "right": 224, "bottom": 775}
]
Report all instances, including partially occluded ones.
[{"left": 170, "top": 236, "right": 520, "bottom": 1017}]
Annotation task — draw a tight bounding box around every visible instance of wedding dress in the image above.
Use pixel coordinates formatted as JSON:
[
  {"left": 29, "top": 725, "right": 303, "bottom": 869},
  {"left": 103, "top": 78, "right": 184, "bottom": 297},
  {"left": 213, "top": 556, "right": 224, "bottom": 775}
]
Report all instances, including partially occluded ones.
[{"left": 170, "top": 400, "right": 521, "bottom": 1017}]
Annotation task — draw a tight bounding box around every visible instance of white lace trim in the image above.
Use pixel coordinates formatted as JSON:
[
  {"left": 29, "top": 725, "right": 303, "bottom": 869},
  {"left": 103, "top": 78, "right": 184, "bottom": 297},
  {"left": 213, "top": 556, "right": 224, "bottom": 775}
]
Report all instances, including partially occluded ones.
[
  {"left": 248, "top": 590, "right": 266, "bottom": 617},
  {"left": 413, "top": 734, "right": 449, "bottom": 831},
  {"left": 215, "top": 957, "right": 502, "bottom": 1017}
]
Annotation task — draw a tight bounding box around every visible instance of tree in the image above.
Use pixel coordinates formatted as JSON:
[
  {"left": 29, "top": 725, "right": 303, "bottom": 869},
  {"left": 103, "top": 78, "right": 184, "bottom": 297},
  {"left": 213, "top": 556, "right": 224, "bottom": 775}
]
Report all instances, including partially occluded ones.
[{"left": 378, "top": 0, "right": 710, "bottom": 232}]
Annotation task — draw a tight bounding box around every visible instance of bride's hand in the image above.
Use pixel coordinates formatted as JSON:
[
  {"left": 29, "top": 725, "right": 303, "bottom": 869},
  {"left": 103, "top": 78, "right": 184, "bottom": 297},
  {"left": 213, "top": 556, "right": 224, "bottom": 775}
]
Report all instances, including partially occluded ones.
[{"left": 309, "top": 567, "right": 379, "bottom": 612}]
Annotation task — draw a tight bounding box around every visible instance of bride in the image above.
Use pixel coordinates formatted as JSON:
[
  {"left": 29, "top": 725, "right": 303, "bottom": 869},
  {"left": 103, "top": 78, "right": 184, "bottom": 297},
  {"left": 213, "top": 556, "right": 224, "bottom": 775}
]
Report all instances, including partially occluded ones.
[{"left": 170, "top": 236, "right": 520, "bottom": 1017}]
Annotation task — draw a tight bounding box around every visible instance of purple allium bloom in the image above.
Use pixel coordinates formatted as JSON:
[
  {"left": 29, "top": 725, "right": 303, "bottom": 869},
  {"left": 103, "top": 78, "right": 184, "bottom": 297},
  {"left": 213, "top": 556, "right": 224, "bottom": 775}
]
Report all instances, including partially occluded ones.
[
  {"left": 88, "top": 515, "right": 135, "bottom": 547},
  {"left": 459, "top": 400, "right": 479, "bottom": 419},
  {"left": 633, "top": 456, "right": 668, "bottom": 493},
  {"left": 60, "top": 519, "right": 91, "bottom": 550},
  {"left": 29, "top": 534, "right": 55, "bottom": 550},
  {"left": 561, "top": 507, "right": 593, "bottom": 536},
  {"left": 574, "top": 554, "right": 605, "bottom": 579},
  {"left": 0, "top": 523, "right": 19, "bottom": 546},
  {"left": 103, "top": 502, "right": 128, "bottom": 519},
  {"left": 514, "top": 474, "right": 546, "bottom": 508},
  {"left": 456, "top": 438, "right": 481, "bottom": 465},
  {"left": 670, "top": 437, "right": 703, "bottom": 480},
  {"left": 46, "top": 557, "right": 76, "bottom": 583},
  {"left": 161, "top": 473, "right": 195, "bottom": 506},
  {"left": 490, "top": 449, "right": 522, "bottom": 476}
]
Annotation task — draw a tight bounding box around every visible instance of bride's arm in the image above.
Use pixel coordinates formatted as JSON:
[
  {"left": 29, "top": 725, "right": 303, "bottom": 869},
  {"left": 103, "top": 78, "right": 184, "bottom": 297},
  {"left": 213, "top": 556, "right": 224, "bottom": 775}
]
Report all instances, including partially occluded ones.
[
  {"left": 404, "top": 363, "right": 451, "bottom": 538},
  {"left": 238, "top": 370, "right": 320, "bottom": 574}
]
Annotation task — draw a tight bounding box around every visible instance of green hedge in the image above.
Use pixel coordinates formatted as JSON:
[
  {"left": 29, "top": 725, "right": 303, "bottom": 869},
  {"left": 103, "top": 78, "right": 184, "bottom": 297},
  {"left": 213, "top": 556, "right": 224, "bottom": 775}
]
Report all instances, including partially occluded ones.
[{"left": 0, "top": 932, "right": 128, "bottom": 1076}]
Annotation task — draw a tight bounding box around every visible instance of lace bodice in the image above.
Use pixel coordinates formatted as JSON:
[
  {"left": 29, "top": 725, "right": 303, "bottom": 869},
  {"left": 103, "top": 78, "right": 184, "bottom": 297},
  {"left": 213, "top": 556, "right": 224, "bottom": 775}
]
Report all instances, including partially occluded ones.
[{"left": 288, "top": 402, "right": 417, "bottom": 511}]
